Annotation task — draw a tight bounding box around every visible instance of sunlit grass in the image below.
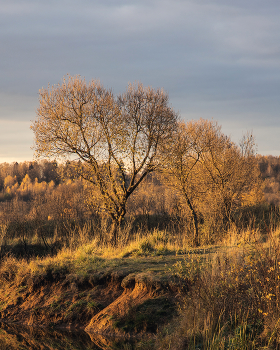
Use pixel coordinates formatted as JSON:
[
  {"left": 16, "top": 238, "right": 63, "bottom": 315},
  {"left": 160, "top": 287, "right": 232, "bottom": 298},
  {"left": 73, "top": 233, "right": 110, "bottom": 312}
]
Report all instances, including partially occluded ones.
[
  {"left": 0, "top": 223, "right": 263, "bottom": 286},
  {"left": 154, "top": 228, "right": 280, "bottom": 349},
  {"left": 2, "top": 221, "right": 280, "bottom": 349}
]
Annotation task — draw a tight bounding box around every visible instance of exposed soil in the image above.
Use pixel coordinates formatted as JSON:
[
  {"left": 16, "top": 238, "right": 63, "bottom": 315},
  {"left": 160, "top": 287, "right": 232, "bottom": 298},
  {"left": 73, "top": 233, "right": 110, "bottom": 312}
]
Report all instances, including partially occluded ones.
[
  {"left": 86, "top": 271, "right": 179, "bottom": 335},
  {"left": 0, "top": 266, "right": 184, "bottom": 339}
]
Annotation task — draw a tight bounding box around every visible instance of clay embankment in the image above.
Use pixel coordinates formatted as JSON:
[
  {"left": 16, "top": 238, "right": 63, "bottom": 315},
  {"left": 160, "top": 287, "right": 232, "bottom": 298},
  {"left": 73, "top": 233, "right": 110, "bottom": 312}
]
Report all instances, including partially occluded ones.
[{"left": 0, "top": 267, "right": 183, "bottom": 337}]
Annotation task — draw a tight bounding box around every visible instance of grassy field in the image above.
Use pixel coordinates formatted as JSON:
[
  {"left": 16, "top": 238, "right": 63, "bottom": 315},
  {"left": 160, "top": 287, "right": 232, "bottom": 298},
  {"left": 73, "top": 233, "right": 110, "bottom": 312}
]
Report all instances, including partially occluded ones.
[{"left": 0, "top": 222, "right": 279, "bottom": 349}]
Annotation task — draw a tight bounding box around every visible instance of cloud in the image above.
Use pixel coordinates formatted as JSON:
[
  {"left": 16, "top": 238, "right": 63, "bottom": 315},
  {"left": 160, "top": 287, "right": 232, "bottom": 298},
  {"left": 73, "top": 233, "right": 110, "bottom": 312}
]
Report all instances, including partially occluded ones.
[{"left": 0, "top": 0, "right": 280, "bottom": 158}]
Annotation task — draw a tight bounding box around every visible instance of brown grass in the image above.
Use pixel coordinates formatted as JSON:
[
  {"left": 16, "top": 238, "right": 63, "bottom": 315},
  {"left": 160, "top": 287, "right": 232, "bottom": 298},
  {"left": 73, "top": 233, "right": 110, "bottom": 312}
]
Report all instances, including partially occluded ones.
[
  {"left": 154, "top": 229, "right": 280, "bottom": 349},
  {"left": 1, "top": 222, "right": 280, "bottom": 349}
]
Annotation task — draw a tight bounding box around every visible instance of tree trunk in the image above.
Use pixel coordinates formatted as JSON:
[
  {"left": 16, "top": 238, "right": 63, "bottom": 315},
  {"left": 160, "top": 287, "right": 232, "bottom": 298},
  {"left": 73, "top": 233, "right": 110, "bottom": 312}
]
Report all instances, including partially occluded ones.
[
  {"left": 222, "top": 196, "right": 233, "bottom": 230},
  {"left": 185, "top": 196, "right": 200, "bottom": 247},
  {"left": 110, "top": 220, "right": 118, "bottom": 247},
  {"left": 110, "top": 206, "right": 126, "bottom": 246}
]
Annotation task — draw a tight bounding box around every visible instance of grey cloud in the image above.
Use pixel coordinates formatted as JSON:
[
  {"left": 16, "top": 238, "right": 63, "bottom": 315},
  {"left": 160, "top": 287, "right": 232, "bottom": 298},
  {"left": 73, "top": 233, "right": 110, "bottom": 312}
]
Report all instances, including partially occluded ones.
[{"left": 0, "top": 0, "right": 280, "bottom": 158}]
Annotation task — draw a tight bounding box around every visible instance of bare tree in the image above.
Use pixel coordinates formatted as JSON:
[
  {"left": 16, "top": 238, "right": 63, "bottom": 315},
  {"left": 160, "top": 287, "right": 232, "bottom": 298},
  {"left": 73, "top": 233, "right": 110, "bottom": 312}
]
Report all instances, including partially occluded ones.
[
  {"left": 164, "top": 119, "right": 219, "bottom": 246},
  {"left": 31, "top": 75, "right": 178, "bottom": 244},
  {"left": 201, "top": 130, "right": 261, "bottom": 227},
  {"left": 165, "top": 119, "right": 261, "bottom": 246}
]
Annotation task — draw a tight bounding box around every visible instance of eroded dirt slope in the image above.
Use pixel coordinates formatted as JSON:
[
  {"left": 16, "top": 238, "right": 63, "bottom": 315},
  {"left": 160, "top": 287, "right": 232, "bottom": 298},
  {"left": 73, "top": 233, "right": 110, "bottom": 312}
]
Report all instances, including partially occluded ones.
[{"left": 0, "top": 261, "right": 184, "bottom": 337}]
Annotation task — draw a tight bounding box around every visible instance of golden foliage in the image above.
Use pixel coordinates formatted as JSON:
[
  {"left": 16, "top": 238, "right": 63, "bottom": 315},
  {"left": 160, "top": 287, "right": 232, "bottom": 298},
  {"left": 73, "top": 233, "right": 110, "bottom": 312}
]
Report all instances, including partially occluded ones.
[
  {"left": 164, "top": 119, "right": 262, "bottom": 245},
  {"left": 31, "top": 76, "right": 178, "bottom": 243}
]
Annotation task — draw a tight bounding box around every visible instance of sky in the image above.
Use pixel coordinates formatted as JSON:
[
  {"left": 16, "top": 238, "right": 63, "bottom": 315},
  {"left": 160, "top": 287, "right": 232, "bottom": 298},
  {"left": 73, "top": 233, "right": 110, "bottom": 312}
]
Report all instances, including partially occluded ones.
[{"left": 1, "top": 0, "right": 280, "bottom": 162}]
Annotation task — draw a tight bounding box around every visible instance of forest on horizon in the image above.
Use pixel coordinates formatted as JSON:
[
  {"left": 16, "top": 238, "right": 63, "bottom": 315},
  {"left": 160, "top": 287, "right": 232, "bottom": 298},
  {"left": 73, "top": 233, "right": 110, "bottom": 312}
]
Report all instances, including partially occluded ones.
[{"left": 0, "top": 153, "right": 279, "bottom": 247}]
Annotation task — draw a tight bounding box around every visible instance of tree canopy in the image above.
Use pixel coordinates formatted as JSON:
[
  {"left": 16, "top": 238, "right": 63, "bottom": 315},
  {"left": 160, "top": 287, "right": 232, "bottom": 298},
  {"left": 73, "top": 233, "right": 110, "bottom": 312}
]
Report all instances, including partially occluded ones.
[
  {"left": 164, "top": 119, "right": 262, "bottom": 246},
  {"left": 31, "top": 75, "right": 178, "bottom": 243},
  {"left": 31, "top": 75, "right": 262, "bottom": 246}
]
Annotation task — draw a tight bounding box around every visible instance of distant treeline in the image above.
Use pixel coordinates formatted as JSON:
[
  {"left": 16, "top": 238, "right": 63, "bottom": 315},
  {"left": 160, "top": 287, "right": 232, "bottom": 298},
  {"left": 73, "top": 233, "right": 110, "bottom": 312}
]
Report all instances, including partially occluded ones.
[
  {"left": 1, "top": 155, "right": 280, "bottom": 201},
  {"left": 0, "top": 159, "right": 171, "bottom": 223},
  {"left": 0, "top": 155, "right": 279, "bottom": 246},
  {"left": 0, "top": 160, "right": 63, "bottom": 190}
]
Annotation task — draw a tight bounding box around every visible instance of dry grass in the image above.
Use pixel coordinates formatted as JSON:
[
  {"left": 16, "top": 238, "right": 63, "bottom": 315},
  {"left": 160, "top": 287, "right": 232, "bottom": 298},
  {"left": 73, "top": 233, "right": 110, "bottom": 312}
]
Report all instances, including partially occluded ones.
[
  {"left": 1, "top": 221, "right": 280, "bottom": 349},
  {"left": 154, "top": 229, "right": 280, "bottom": 350},
  {"left": 0, "top": 225, "right": 192, "bottom": 294}
]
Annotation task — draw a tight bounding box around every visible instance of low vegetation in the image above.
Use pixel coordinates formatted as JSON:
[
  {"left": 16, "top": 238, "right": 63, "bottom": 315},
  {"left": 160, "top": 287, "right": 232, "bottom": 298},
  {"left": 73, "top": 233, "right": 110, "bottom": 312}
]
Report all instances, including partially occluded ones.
[
  {"left": 155, "top": 230, "right": 280, "bottom": 349},
  {"left": 0, "top": 220, "right": 279, "bottom": 349}
]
